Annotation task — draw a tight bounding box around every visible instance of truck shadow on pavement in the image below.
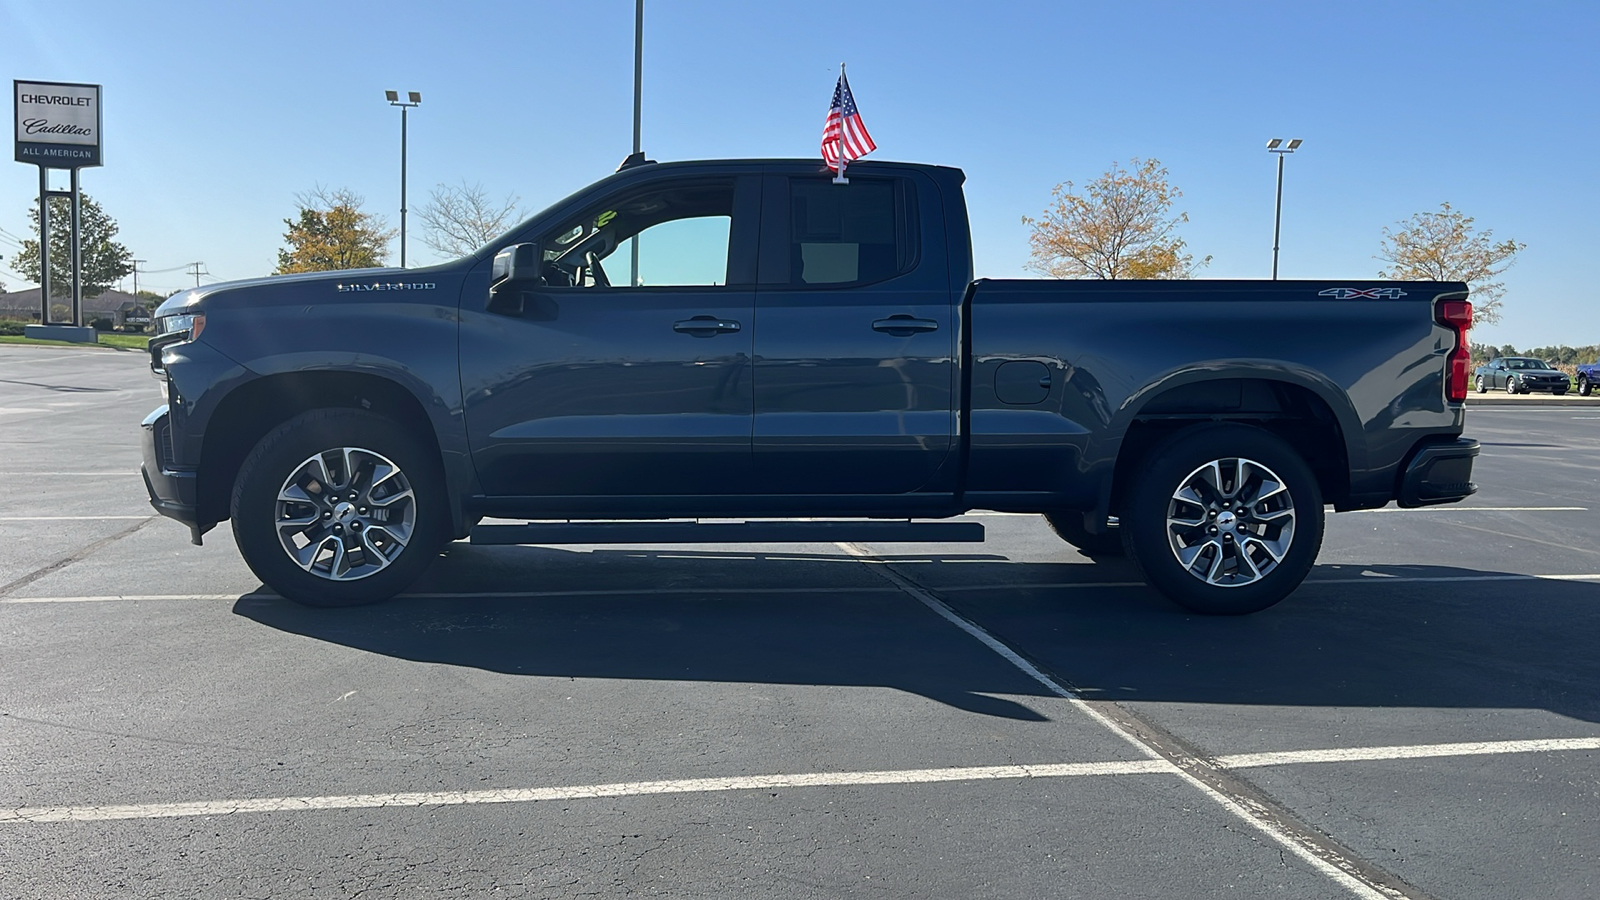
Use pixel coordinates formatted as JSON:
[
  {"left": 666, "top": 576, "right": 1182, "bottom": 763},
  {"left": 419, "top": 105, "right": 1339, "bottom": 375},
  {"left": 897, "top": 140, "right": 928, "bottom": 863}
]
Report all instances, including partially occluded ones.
[{"left": 233, "top": 546, "right": 1600, "bottom": 725}]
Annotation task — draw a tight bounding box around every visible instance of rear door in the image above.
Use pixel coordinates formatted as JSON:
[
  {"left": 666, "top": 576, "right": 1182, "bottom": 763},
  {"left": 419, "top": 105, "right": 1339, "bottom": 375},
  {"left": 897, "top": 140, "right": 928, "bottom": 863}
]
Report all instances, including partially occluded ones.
[{"left": 750, "top": 170, "right": 956, "bottom": 495}]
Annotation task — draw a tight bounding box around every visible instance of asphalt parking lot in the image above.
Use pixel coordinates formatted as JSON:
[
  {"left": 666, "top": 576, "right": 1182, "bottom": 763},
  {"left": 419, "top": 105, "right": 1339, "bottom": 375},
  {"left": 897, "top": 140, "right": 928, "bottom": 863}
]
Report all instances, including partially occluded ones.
[{"left": 1, "top": 345, "right": 1597, "bottom": 899}]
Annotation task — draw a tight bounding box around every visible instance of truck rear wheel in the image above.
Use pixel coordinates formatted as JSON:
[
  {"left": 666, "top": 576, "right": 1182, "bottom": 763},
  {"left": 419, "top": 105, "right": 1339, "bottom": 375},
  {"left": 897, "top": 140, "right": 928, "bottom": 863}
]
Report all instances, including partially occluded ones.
[
  {"left": 1580, "top": 376, "right": 1592, "bottom": 397},
  {"left": 231, "top": 409, "right": 446, "bottom": 607},
  {"left": 1120, "top": 424, "right": 1323, "bottom": 615},
  {"left": 1043, "top": 511, "right": 1124, "bottom": 557}
]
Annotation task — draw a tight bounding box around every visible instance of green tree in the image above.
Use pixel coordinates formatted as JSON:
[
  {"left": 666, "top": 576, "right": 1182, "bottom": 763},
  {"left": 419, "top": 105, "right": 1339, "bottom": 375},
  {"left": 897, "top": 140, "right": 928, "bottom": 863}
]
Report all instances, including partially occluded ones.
[
  {"left": 5, "top": 193, "right": 134, "bottom": 299},
  {"left": 1023, "top": 158, "right": 1209, "bottom": 280},
  {"left": 275, "top": 187, "right": 394, "bottom": 274},
  {"left": 1377, "top": 202, "right": 1523, "bottom": 326}
]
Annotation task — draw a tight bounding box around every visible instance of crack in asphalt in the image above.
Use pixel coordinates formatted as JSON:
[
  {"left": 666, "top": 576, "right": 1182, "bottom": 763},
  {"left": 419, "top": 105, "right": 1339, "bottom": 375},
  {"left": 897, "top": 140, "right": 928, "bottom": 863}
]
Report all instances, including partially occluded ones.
[{"left": 0, "top": 515, "right": 155, "bottom": 598}]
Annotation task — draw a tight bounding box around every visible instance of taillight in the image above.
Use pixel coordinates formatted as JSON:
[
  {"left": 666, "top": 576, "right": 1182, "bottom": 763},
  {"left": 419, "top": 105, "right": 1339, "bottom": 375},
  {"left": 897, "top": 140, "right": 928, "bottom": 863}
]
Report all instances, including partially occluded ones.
[{"left": 1436, "top": 299, "right": 1472, "bottom": 403}]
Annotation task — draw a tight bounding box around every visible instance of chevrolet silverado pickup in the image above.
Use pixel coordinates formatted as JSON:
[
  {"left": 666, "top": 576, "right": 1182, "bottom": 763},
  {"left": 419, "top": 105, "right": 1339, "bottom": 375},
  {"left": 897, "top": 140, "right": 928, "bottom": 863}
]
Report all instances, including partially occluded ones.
[{"left": 143, "top": 158, "right": 1480, "bottom": 615}]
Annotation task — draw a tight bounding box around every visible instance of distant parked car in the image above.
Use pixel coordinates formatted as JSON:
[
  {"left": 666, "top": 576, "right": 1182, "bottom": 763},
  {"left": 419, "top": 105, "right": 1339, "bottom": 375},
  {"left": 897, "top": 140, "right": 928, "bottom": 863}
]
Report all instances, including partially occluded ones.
[
  {"left": 1474, "top": 357, "right": 1569, "bottom": 395},
  {"left": 1574, "top": 362, "right": 1600, "bottom": 396}
]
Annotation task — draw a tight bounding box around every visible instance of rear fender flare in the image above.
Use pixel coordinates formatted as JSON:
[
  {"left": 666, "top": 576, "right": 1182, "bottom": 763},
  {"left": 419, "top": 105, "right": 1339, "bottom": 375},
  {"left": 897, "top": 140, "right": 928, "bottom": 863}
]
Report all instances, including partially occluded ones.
[{"left": 1087, "top": 361, "right": 1364, "bottom": 521}]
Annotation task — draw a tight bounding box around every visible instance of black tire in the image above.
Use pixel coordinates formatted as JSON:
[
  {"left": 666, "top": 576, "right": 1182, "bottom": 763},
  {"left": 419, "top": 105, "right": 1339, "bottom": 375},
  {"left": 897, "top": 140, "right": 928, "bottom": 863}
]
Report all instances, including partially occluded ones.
[
  {"left": 1475, "top": 374, "right": 1486, "bottom": 394},
  {"left": 1044, "top": 511, "right": 1124, "bottom": 557},
  {"left": 1120, "top": 424, "right": 1323, "bottom": 615},
  {"left": 1555, "top": 388, "right": 1568, "bottom": 396},
  {"left": 1579, "top": 376, "right": 1591, "bottom": 397},
  {"left": 231, "top": 408, "right": 446, "bottom": 607},
  {"left": 1505, "top": 376, "right": 1519, "bottom": 394}
]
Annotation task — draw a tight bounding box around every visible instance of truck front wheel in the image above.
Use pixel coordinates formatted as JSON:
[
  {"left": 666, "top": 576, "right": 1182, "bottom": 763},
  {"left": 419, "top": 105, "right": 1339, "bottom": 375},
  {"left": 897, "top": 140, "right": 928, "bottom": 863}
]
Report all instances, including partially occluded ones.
[
  {"left": 231, "top": 409, "right": 446, "bottom": 607},
  {"left": 1121, "top": 424, "right": 1323, "bottom": 615}
]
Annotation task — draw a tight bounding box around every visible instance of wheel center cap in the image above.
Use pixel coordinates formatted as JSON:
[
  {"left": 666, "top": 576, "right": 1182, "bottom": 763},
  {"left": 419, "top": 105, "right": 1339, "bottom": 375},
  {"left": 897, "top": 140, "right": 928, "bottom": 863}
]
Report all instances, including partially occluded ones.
[
  {"left": 333, "top": 502, "right": 358, "bottom": 523},
  {"left": 1217, "top": 510, "right": 1238, "bottom": 530}
]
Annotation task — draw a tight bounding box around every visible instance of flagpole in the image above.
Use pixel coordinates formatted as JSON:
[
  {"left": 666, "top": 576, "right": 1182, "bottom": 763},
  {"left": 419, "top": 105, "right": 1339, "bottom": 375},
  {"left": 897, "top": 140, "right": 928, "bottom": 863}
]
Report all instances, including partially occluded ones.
[{"left": 833, "top": 62, "right": 849, "bottom": 184}]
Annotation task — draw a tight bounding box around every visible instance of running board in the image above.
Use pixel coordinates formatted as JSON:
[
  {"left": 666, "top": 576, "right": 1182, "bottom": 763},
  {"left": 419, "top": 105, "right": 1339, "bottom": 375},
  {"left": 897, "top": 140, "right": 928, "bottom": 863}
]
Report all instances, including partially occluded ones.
[{"left": 469, "top": 520, "right": 985, "bottom": 545}]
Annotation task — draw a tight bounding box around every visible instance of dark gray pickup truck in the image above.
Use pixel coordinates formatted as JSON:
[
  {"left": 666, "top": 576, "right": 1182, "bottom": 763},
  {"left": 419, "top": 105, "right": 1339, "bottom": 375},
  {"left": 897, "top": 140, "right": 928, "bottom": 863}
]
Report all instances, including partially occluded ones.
[{"left": 143, "top": 158, "right": 1479, "bottom": 615}]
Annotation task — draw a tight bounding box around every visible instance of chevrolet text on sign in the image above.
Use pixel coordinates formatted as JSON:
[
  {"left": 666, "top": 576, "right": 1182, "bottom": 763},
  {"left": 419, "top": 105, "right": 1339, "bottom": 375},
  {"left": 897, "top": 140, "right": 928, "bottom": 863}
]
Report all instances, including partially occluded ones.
[{"left": 14, "top": 80, "right": 102, "bottom": 167}]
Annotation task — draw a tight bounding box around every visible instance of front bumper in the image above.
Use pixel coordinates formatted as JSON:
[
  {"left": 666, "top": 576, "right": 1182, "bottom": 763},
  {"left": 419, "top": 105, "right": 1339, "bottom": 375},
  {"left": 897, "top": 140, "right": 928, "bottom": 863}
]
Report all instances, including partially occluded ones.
[
  {"left": 141, "top": 404, "right": 210, "bottom": 544},
  {"left": 1396, "top": 437, "right": 1479, "bottom": 508}
]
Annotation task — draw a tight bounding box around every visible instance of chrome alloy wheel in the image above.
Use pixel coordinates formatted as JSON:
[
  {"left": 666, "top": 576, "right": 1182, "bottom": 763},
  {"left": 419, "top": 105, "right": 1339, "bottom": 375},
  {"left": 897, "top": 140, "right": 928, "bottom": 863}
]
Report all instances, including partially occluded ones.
[
  {"left": 274, "top": 447, "right": 416, "bottom": 582},
  {"left": 1165, "top": 457, "right": 1295, "bottom": 588}
]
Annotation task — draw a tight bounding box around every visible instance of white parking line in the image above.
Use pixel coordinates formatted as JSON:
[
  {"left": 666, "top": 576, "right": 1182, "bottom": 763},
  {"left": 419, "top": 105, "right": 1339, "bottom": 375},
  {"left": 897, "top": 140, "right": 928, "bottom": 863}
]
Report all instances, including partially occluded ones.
[
  {"left": 1218, "top": 737, "right": 1600, "bottom": 769},
  {"left": 939, "top": 573, "right": 1600, "bottom": 592},
  {"left": 0, "top": 594, "right": 248, "bottom": 603},
  {"left": 832, "top": 543, "right": 1600, "bottom": 900},
  {"left": 7, "top": 736, "right": 1597, "bottom": 826},
  {"left": 0, "top": 587, "right": 908, "bottom": 604},
  {"left": 0, "top": 472, "right": 141, "bottom": 476},
  {"left": 0, "top": 516, "right": 152, "bottom": 521},
  {"left": 0, "top": 761, "right": 1178, "bottom": 824},
  {"left": 1347, "top": 506, "right": 1586, "bottom": 513},
  {"left": 836, "top": 543, "right": 1398, "bottom": 900}
]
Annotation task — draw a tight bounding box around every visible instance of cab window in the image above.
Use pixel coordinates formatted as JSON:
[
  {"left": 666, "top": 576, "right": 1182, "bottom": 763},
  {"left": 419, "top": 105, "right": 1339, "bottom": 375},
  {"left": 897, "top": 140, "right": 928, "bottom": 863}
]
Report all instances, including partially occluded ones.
[
  {"left": 540, "top": 179, "right": 736, "bottom": 288},
  {"left": 787, "top": 178, "right": 912, "bottom": 286}
]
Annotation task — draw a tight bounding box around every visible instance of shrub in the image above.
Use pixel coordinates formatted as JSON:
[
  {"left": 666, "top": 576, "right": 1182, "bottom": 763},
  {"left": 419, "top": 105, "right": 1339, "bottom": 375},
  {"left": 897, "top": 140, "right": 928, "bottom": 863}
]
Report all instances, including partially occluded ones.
[
  {"left": 91, "top": 317, "right": 113, "bottom": 331},
  {"left": 0, "top": 319, "right": 28, "bottom": 336}
]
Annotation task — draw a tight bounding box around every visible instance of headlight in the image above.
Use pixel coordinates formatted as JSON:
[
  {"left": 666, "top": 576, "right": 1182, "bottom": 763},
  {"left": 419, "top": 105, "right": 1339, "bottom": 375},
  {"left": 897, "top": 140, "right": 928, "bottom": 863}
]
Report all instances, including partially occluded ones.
[
  {"left": 150, "top": 312, "right": 206, "bottom": 379},
  {"left": 155, "top": 312, "right": 206, "bottom": 341}
]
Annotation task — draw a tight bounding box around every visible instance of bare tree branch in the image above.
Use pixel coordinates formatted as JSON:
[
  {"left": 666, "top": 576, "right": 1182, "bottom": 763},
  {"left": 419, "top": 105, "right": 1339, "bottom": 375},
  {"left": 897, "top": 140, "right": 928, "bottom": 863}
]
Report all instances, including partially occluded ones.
[
  {"left": 416, "top": 181, "right": 522, "bottom": 259},
  {"left": 1377, "top": 202, "right": 1524, "bottom": 326}
]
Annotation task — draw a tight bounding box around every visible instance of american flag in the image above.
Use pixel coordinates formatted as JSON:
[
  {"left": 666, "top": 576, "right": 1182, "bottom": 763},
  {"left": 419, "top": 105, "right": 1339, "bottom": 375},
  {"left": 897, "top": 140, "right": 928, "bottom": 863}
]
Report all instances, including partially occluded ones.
[{"left": 822, "top": 71, "right": 876, "bottom": 171}]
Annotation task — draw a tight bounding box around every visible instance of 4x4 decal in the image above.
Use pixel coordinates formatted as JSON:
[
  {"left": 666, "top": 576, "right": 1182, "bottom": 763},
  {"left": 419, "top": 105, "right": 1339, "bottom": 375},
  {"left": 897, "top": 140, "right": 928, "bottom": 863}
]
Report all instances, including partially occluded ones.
[{"left": 1319, "top": 287, "right": 1408, "bottom": 299}]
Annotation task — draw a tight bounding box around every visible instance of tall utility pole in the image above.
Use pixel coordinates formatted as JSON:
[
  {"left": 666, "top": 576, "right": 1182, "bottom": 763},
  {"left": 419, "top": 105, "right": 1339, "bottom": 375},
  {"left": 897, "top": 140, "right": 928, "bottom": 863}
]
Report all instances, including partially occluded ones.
[
  {"left": 630, "top": 0, "right": 644, "bottom": 287},
  {"left": 385, "top": 91, "right": 422, "bottom": 268},
  {"left": 131, "top": 259, "right": 146, "bottom": 296},
  {"left": 1266, "top": 138, "right": 1303, "bottom": 280},
  {"left": 186, "top": 262, "right": 204, "bottom": 288}
]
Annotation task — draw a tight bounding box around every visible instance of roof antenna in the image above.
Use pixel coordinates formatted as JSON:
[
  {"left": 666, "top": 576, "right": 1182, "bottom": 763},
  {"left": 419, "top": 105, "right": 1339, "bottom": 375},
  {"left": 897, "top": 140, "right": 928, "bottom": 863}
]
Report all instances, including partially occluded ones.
[{"left": 616, "top": 151, "right": 655, "bottom": 172}]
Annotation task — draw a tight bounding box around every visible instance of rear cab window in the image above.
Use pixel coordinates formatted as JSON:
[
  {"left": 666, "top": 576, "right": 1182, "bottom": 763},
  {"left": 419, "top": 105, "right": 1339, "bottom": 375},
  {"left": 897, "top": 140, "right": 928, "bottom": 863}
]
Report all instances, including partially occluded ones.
[{"left": 760, "top": 174, "right": 919, "bottom": 287}]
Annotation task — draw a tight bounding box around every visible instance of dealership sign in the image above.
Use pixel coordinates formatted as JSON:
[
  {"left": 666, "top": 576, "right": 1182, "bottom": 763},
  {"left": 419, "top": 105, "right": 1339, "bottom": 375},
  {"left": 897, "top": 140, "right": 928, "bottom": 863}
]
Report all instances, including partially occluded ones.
[{"left": 14, "top": 80, "right": 102, "bottom": 168}]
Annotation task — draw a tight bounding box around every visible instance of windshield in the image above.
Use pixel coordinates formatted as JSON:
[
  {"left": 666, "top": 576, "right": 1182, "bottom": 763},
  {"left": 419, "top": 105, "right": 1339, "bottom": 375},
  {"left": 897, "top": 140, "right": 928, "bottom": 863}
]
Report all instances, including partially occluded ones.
[{"left": 1504, "top": 358, "right": 1551, "bottom": 370}]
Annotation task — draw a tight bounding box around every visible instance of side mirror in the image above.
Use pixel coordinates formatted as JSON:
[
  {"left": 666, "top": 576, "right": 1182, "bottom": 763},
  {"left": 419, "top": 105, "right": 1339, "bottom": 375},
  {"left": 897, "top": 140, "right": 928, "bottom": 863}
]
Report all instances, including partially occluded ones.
[{"left": 488, "top": 242, "right": 543, "bottom": 315}]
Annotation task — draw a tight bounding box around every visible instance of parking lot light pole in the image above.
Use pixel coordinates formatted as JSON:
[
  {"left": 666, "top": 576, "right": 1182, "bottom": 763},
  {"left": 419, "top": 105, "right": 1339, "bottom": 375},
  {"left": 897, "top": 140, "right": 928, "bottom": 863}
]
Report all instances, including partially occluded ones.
[
  {"left": 1267, "top": 138, "right": 1302, "bottom": 280},
  {"left": 386, "top": 90, "right": 422, "bottom": 268},
  {"left": 631, "top": 0, "right": 643, "bottom": 287}
]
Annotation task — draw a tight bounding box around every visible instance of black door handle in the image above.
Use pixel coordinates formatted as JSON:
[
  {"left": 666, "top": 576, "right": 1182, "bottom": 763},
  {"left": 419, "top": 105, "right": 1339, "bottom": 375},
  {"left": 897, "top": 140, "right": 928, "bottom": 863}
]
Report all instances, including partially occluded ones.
[
  {"left": 872, "top": 315, "right": 939, "bottom": 336},
  {"left": 673, "top": 316, "right": 742, "bottom": 337}
]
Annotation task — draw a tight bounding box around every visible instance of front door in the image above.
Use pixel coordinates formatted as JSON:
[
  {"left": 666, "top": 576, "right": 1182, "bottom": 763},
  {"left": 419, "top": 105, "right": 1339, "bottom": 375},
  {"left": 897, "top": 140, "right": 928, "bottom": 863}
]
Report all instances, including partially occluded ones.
[
  {"left": 750, "top": 172, "right": 956, "bottom": 495},
  {"left": 461, "top": 175, "right": 759, "bottom": 498}
]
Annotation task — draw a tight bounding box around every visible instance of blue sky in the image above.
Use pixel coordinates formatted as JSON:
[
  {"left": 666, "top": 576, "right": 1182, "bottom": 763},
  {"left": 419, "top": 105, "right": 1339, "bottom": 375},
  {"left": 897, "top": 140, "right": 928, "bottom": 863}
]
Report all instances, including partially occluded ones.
[{"left": 2, "top": 0, "right": 1594, "bottom": 347}]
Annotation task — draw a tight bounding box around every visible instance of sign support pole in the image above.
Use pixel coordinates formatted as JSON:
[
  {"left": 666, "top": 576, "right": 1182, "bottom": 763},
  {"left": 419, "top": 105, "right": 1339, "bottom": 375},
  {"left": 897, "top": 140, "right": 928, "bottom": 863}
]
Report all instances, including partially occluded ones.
[
  {"left": 70, "top": 166, "right": 82, "bottom": 326},
  {"left": 36, "top": 167, "right": 51, "bottom": 323}
]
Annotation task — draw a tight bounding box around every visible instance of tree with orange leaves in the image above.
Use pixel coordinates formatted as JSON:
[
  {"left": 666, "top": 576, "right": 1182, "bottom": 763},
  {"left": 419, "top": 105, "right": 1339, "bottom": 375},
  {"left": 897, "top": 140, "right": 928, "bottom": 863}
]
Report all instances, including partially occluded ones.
[{"left": 1023, "top": 158, "right": 1208, "bottom": 280}]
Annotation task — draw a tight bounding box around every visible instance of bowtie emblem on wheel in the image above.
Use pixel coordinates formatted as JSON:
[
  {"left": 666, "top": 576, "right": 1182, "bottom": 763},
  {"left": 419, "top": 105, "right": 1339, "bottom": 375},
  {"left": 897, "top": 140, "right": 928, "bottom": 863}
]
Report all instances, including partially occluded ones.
[{"left": 1318, "top": 287, "right": 1408, "bottom": 299}]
